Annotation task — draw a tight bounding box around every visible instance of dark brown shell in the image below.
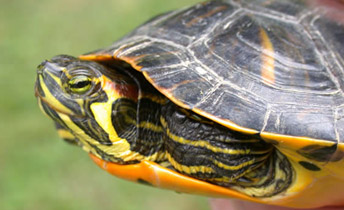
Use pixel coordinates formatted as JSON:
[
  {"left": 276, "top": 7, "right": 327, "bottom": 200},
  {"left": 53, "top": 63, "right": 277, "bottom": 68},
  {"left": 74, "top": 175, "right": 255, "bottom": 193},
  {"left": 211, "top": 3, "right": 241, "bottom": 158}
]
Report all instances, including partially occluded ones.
[{"left": 83, "top": 0, "right": 344, "bottom": 143}]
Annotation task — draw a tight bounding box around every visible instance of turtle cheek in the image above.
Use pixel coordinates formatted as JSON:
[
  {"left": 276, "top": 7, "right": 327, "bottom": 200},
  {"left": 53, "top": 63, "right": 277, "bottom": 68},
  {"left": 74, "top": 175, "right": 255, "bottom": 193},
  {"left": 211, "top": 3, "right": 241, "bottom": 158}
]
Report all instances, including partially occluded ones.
[
  {"left": 51, "top": 91, "right": 82, "bottom": 116},
  {"left": 37, "top": 93, "right": 80, "bottom": 145},
  {"left": 36, "top": 82, "right": 74, "bottom": 119}
]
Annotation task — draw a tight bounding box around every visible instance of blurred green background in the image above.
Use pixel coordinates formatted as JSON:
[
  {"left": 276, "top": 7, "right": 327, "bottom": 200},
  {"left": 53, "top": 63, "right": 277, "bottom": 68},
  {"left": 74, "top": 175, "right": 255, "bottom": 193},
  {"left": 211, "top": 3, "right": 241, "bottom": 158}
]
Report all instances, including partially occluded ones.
[{"left": 0, "top": 0, "right": 211, "bottom": 209}]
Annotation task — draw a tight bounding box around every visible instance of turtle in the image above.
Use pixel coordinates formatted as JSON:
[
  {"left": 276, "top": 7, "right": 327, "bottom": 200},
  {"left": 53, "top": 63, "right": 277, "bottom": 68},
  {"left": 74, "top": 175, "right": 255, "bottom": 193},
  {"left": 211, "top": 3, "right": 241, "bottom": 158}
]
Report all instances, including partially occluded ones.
[{"left": 35, "top": 0, "right": 344, "bottom": 208}]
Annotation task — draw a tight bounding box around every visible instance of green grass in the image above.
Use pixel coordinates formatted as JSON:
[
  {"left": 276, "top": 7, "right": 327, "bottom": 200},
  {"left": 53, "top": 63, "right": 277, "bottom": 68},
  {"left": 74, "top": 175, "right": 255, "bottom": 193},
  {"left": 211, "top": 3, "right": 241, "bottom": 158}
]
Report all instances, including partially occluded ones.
[{"left": 0, "top": 0, "right": 209, "bottom": 209}]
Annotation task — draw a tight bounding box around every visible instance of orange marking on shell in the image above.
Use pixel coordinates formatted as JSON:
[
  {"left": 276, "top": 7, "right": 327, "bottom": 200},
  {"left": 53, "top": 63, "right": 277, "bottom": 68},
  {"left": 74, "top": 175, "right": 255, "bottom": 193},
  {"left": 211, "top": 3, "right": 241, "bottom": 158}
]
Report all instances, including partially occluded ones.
[
  {"left": 192, "top": 107, "right": 258, "bottom": 134},
  {"left": 141, "top": 71, "right": 192, "bottom": 109},
  {"left": 164, "top": 79, "right": 197, "bottom": 93},
  {"left": 79, "top": 47, "right": 145, "bottom": 72},
  {"left": 110, "top": 45, "right": 145, "bottom": 71},
  {"left": 118, "top": 55, "right": 144, "bottom": 71},
  {"left": 260, "top": 28, "right": 275, "bottom": 85},
  {"left": 112, "top": 45, "right": 129, "bottom": 58},
  {"left": 79, "top": 54, "right": 113, "bottom": 61},
  {"left": 114, "top": 48, "right": 180, "bottom": 72}
]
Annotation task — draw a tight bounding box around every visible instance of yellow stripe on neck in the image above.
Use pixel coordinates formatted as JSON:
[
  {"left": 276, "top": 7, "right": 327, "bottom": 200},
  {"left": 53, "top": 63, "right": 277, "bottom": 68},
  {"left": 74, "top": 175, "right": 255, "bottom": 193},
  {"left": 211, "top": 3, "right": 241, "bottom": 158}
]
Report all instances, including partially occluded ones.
[
  {"left": 161, "top": 117, "right": 253, "bottom": 155},
  {"left": 166, "top": 152, "right": 214, "bottom": 175}
]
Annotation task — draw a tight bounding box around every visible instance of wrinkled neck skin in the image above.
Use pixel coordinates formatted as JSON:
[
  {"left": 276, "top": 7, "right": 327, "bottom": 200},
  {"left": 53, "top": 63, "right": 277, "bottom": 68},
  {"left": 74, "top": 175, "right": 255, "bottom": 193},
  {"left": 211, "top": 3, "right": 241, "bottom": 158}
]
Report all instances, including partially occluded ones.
[{"left": 98, "top": 69, "right": 168, "bottom": 163}]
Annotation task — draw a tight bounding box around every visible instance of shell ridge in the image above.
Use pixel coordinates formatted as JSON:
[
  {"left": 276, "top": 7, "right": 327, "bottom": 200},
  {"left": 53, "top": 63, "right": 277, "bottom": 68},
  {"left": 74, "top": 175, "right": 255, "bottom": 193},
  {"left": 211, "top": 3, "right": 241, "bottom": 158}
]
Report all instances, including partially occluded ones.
[{"left": 305, "top": 15, "right": 344, "bottom": 93}]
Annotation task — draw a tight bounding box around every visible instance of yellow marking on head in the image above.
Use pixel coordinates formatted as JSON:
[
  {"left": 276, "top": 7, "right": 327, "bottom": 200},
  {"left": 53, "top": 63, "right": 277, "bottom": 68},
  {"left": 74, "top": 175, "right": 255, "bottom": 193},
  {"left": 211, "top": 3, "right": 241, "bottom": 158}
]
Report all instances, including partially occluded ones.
[
  {"left": 75, "top": 98, "right": 87, "bottom": 115},
  {"left": 57, "top": 110, "right": 157, "bottom": 162},
  {"left": 260, "top": 28, "right": 275, "bottom": 85},
  {"left": 38, "top": 74, "right": 73, "bottom": 116},
  {"left": 90, "top": 74, "right": 125, "bottom": 142},
  {"left": 58, "top": 113, "right": 91, "bottom": 153},
  {"left": 47, "top": 68, "right": 64, "bottom": 87},
  {"left": 91, "top": 101, "right": 121, "bottom": 142},
  {"left": 57, "top": 129, "right": 75, "bottom": 139},
  {"left": 88, "top": 75, "right": 164, "bottom": 162},
  {"left": 37, "top": 98, "right": 48, "bottom": 117}
]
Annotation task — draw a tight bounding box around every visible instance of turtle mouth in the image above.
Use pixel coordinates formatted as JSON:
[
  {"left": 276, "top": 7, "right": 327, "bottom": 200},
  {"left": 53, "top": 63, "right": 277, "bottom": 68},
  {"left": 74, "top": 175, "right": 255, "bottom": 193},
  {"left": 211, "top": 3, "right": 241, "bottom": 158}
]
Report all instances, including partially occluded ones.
[
  {"left": 37, "top": 94, "right": 72, "bottom": 117},
  {"left": 35, "top": 80, "right": 84, "bottom": 119},
  {"left": 34, "top": 83, "right": 41, "bottom": 98}
]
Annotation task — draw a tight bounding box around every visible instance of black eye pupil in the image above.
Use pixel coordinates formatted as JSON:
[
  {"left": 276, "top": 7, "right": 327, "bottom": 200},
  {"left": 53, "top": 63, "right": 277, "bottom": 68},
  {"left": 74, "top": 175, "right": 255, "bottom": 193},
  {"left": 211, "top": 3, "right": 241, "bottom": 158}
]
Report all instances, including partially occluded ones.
[
  {"left": 67, "top": 75, "right": 93, "bottom": 94},
  {"left": 70, "top": 80, "right": 91, "bottom": 88}
]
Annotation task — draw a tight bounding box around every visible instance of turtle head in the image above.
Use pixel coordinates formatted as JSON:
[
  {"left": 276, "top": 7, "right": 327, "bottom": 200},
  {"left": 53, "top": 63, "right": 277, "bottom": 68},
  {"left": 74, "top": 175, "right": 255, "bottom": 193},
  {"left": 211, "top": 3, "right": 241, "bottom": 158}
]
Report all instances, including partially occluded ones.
[
  {"left": 35, "top": 55, "right": 104, "bottom": 117},
  {"left": 35, "top": 55, "right": 139, "bottom": 161}
]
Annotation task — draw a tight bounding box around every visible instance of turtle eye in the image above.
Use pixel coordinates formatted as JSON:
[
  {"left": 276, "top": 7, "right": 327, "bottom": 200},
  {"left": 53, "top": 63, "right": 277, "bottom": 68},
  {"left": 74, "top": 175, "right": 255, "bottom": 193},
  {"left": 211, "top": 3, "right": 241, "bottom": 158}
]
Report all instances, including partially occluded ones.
[{"left": 68, "top": 75, "right": 92, "bottom": 94}]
